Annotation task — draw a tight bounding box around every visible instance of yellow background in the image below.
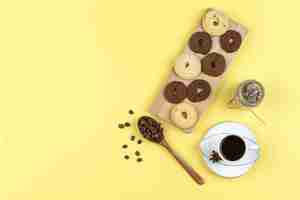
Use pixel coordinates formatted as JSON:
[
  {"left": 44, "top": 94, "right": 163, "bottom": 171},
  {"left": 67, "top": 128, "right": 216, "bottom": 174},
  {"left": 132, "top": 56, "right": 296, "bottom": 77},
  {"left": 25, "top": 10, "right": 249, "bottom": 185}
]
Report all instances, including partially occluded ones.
[{"left": 0, "top": 0, "right": 299, "bottom": 199}]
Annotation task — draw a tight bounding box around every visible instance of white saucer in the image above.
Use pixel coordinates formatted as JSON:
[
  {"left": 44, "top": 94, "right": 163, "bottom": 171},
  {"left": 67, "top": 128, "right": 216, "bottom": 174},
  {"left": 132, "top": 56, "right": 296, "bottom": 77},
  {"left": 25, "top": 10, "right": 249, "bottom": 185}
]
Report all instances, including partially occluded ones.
[{"left": 199, "top": 122, "right": 259, "bottom": 178}]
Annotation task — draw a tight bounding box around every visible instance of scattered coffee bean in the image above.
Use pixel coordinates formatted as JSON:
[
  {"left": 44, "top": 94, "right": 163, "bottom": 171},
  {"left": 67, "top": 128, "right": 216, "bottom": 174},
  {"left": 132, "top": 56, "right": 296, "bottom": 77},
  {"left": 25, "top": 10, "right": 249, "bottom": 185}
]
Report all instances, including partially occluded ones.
[
  {"left": 119, "top": 113, "right": 147, "bottom": 163},
  {"left": 135, "top": 151, "right": 140, "bottom": 156},
  {"left": 130, "top": 135, "right": 135, "bottom": 141},
  {"left": 129, "top": 110, "right": 134, "bottom": 115}
]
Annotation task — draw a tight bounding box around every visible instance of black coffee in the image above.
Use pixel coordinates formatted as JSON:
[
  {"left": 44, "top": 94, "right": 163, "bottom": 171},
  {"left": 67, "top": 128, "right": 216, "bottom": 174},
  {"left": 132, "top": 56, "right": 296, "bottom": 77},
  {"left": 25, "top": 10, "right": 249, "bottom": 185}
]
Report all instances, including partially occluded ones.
[{"left": 220, "top": 135, "right": 246, "bottom": 161}]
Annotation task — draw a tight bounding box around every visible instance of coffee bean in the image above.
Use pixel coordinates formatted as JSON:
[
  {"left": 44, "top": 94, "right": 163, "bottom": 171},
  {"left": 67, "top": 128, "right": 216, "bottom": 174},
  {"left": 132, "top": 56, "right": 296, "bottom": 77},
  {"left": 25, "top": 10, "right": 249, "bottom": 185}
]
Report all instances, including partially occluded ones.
[
  {"left": 122, "top": 144, "right": 128, "bottom": 149},
  {"left": 135, "top": 151, "right": 140, "bottom": 156},
  {"left": 129, "top": 110, "right": 134, "bottom": 115},
  {"left": 124, "top": 122, "right": 131, "bottom": 127},
  {"left": 124, "top": 155, "right": 130, "bottom": 160},
  {"left": 137, "top": 116, "right": 164, "bottom": 143},
  {"left": 118, "top": 124, "right": 125, "bottom": 129},
  {"left": 130, "top": 135, "right": 135, "bottom": 141},
  {"left": 137, "top": 158, "right": 143, "bottom": 162},
  {"left": 137, "top": 139, "right": 142, "bottom": 144}
]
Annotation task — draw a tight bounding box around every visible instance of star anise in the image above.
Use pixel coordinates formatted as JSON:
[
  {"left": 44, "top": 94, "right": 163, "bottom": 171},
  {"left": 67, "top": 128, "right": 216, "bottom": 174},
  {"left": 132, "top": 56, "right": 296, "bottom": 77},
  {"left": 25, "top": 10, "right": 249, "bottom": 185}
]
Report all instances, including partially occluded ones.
[{"left": 209, "top": 150, "right": 223, "bottom": 163}]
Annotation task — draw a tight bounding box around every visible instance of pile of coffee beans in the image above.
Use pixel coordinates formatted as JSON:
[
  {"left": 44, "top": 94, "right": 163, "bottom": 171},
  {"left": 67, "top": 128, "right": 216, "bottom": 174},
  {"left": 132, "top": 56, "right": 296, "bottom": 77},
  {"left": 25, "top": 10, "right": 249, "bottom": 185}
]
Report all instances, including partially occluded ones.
[
  {"left": 137, "top": 116, "right": 164, "bottom": 143},
  {"left": 118, "top": 109, "right": 144, "bottom": 162}
]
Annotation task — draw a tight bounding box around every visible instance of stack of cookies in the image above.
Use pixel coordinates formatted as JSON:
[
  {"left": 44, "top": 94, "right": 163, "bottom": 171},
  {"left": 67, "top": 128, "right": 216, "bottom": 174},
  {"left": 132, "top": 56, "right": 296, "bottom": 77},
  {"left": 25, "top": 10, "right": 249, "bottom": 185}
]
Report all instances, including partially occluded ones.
[{"left": 150, "top": 8, "right": 248, "bottom": 133}]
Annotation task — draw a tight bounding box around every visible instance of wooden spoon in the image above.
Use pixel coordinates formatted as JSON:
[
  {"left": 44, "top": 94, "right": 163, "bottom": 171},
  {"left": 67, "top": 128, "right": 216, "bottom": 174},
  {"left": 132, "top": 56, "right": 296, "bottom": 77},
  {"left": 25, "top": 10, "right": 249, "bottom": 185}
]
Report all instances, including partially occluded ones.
[{"left": 137, "top": 116, "right": 205, "bottom": 185}]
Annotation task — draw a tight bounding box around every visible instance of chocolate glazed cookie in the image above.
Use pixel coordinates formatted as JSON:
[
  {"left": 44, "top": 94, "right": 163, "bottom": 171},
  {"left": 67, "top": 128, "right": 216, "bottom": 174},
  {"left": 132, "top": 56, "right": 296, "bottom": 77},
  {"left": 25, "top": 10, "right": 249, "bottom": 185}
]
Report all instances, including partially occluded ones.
[
  {"left": 188, "top": 32, "right": 212, "bottom": 55},
  {"left": 163, "top": 81, "right": 187, "bottom": 104},
  {"left": 187, "top": 79, "right": 211, "bottom": 102},
  {"left": 201, "top": 52, "right": 226, "bottom": 77},
  {"left": 220, "top": 30, "right": 242, "bottom": 53}
]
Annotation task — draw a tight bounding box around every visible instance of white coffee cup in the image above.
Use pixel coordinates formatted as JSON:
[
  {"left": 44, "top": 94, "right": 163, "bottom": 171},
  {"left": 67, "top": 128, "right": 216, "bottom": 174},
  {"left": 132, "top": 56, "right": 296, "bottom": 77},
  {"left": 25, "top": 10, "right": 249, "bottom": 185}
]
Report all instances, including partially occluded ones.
[{"left": 201, "top": 133, "right": 260, "bottom": 166}]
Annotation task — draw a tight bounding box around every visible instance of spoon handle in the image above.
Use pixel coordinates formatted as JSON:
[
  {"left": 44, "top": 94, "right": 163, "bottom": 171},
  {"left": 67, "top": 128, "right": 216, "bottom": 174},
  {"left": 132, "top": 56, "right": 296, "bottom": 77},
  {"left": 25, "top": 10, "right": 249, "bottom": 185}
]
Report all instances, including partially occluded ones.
[{"left": 161, "top": 139, "right": 205, "bottom": 185}]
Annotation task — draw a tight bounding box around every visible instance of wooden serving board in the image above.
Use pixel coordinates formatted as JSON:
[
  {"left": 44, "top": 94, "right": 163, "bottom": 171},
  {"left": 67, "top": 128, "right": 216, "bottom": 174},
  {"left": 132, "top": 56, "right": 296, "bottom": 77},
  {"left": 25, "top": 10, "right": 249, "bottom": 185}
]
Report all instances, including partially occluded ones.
[{"left": 150, "top": 8, "right": 248, "bottom": 133}]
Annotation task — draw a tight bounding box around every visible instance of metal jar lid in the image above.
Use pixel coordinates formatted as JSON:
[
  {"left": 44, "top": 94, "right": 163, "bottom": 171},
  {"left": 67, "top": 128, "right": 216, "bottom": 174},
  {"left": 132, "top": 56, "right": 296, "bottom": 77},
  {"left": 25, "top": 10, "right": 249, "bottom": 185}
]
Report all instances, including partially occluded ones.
[{"left": 236, "top": 80, "right": 265, "bottom": 107}]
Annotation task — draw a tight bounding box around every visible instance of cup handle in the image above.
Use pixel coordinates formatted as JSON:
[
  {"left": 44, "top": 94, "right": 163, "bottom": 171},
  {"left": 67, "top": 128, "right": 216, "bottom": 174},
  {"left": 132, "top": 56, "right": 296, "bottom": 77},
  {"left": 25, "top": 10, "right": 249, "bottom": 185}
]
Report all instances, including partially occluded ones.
[{"left": 249, "top": 144, "right": 259, "bottom": 150}]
